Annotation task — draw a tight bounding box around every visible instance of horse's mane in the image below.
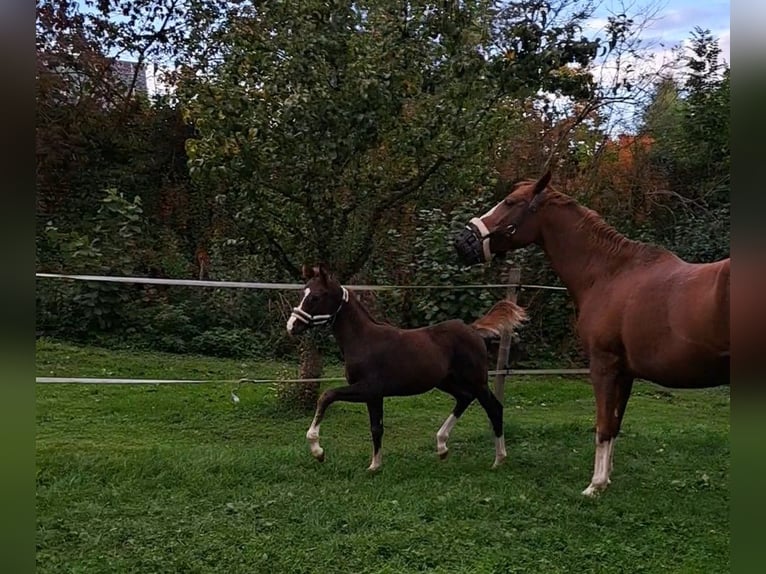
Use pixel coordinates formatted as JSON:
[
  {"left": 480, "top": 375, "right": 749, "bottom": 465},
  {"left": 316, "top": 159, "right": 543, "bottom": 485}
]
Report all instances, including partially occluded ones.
[{"left": 544, "top": 189, "right": 668, "bottom": 263}]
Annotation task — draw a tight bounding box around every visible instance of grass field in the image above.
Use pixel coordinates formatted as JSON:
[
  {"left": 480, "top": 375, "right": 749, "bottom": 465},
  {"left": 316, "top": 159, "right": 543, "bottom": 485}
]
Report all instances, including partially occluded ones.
[{"left": 36, "top": 339, "right": 730, "bottom": 573}]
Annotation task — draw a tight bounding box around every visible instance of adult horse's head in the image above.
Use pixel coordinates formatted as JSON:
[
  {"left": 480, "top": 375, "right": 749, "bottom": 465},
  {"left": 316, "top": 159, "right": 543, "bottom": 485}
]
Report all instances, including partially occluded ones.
[
  {"left": 286, "top": 264, "right": 348, "bottom": 336},
  {"left": 453, "top": 170, "right": 552, "bottom": 266}
]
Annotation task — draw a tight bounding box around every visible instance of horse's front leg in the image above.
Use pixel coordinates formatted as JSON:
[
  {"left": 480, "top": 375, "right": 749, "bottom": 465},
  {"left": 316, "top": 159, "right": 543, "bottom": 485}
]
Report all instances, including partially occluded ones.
[
  {"left": 609, "top": 375, "right": 634, "bottom": 477},
  {"left": 366, "top": 397, "right": 384, "bottom": 472},
  {"left": 306, "top": 384, "right": 370, "bottom": 463},
  {"left": 582, "top": 354, "right": 623, "bottom": 497}
]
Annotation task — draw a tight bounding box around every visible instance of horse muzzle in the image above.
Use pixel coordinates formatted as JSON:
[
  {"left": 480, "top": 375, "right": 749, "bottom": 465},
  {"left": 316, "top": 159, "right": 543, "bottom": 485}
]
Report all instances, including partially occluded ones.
[{"left": 453, "top": 220, "right": 491, "bottom": 266}]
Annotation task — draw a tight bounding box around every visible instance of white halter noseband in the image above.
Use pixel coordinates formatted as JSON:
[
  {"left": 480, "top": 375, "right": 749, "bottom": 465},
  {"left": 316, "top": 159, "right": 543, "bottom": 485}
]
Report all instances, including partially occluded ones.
[{"left": 290, "top": 287, "right": 349, "bottom": 327}]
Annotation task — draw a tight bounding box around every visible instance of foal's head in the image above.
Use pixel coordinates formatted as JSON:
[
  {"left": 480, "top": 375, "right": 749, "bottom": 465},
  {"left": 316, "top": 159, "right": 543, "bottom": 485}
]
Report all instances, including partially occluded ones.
[
  {"left": 454, "top": 170, "right": 552, "bottom": 266},
  {"left": 286, "top": 264, "right": 349, "bottom": 336}
]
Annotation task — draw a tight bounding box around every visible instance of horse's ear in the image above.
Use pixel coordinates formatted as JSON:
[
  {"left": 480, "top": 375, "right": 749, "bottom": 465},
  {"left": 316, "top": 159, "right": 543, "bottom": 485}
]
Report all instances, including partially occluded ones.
[
  {"left": 302, "top": 265, "right": 315, "bottom": 280},
  {"left": 533, "top": 170, "right": 552, "bottom": 195}
]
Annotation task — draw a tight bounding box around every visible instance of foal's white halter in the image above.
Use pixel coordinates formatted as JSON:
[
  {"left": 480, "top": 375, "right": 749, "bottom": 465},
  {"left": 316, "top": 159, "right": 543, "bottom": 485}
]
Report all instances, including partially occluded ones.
[{"left": 290, "top": 287, "right": 349, "bottom": 327}]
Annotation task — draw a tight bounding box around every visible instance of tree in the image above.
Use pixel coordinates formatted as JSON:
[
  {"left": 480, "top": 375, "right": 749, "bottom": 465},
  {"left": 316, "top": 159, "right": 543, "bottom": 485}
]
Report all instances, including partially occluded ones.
[
  {"left": 176, "top": 0, "right": 605, "bottom": 408},
  {"left": 638, "top": 28, "right": 729, "bottom": 262}
]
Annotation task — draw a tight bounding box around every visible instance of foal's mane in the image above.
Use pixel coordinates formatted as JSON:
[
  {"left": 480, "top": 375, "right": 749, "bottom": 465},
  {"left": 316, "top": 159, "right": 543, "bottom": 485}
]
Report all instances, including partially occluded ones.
[
  {"left": 345, "top": 286, "right": 391, "bottom": 326},
  {"left": 542, "top": 187, "right": 668, "bottom": 263}
]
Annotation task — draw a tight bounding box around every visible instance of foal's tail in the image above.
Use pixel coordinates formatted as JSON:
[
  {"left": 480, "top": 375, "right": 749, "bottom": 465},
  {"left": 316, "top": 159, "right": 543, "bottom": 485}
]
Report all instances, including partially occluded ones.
[{"left": 471, "top": 300, "right": 528, "bottom": 340}]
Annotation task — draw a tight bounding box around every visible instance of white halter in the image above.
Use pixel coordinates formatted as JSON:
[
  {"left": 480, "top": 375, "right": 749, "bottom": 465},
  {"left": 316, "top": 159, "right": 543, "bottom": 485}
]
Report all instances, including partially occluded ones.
[{"left": 290, "top": 287, "right": 349, "bottom": 327}]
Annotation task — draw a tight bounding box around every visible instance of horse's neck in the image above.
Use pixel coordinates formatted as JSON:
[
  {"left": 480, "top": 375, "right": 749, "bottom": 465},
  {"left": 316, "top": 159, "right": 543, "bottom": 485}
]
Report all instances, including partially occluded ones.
[
  {"left": 537, "top": 197, "right": 653, "bottom": 306},
  {"left": 331, "top": 295, "right": 376, "bottom": 354}
]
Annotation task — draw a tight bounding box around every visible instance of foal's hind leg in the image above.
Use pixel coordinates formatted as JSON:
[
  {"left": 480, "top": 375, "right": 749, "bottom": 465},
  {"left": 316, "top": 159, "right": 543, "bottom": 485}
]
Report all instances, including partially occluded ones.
[
  {"left": 475, "top": 386, "right": 506, "bottom": 468},
  {"left": 435, "top": 385, "right": 474, "bottom": 460}
]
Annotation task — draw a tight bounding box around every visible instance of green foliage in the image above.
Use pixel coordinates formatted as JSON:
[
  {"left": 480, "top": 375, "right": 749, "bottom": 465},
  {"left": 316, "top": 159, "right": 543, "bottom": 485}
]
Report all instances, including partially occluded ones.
[
  {"left": 639, "top": 28, "right": 730, "bottom": 262},
  {"left": 663, "top": 204, "right": 730, "bottom": 263},
  {"left": 38, "top": 189, "right": 147, "bottom": 333},
  {"left": 380, "top": 201, "right": 500, "bottom": 325},
  {"left": 34, "top": 5, "right": 729, "bottom": 373},
  {"left": 188, "top": 327, "right": 261, "bottom": 358},
  {"left": 179, "top": 0, "right": 602, "bottom": 281},
  {"left": 369, "top": 195, "right": 581, "bottom": 367}
]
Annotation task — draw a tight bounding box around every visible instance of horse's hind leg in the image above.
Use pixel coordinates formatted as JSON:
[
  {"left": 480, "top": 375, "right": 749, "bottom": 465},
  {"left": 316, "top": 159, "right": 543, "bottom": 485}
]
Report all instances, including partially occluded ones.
[
  {"left": 435, "top": 383, "right": 474, "bottom": 460},
  {"left": 366, "top": 397, "right": 384, "bottom": 472},
  {"left": 475, "top": 385, "right": 506, "bottom": 468}
]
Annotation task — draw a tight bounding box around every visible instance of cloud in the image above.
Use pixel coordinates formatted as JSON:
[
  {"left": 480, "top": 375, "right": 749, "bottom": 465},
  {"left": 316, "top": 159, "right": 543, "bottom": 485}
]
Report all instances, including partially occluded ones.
[
  {"left": 583, "top": 0, "right": 729, "bottom": 88},
  {"left": 648, "top": 3, "right": 729, "bottom": 34},
  {"left": 717, "top": 29, "right": 730, "bottom": 64},
  {"left": 554, "top": 1, "right": 728, "bottom": 135}
]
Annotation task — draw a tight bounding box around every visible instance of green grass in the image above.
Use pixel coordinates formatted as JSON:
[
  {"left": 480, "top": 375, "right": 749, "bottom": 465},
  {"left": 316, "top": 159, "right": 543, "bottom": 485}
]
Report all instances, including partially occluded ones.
[{"left": 36, "top": 338, "right": 729, "bottom": 573}]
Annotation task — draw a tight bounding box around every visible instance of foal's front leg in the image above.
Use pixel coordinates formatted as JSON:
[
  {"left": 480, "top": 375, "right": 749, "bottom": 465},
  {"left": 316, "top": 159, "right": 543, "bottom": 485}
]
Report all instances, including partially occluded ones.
[
  {"left": 306, "top": 384, "right": 369, "bottom": 462},
  {"left": 366, "top": 397, "right": 384, "bottom": 472}
]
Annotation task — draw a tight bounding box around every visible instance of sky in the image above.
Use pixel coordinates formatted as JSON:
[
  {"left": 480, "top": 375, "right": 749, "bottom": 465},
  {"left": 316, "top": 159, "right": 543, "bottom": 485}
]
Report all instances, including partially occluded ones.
[
  {"left": 572, "top": 0, "right": 729, "bottom": 133},
  {"left": 77, "top": 0, "right": 730, "bottom": 64},
  {"left": 623, "top": 0, "right": 729, "bottom": 62},
  {"left": 587, "top": 0, "right": 729, "bottom": 68}
]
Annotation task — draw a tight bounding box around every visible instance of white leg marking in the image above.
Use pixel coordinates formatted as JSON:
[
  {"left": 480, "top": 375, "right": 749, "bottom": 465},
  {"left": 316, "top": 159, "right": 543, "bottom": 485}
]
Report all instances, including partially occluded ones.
[
  {"left": 368, "top": 449, "right": 382, "bottom": 471},
  {"left": 582, "top": 438, "right": 613, "bottom": 496},
  {"left": 436, "top": 414, "right": 458, "bottom": 458},
  {"left": 492, "top": 435, "right": 507, "bottom": 468},
  {"left": 286, "top": 288, "right": 311, "bottom": 334},
  {"left": 306, "top": 416, "right": 324, "bottom": 461}
]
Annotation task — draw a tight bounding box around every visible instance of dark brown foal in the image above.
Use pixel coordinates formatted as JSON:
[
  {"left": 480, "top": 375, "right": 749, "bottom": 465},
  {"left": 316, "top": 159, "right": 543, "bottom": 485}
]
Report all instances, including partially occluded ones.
[{"left": 286, "top": 264, "right": 527, "bottom": 471}]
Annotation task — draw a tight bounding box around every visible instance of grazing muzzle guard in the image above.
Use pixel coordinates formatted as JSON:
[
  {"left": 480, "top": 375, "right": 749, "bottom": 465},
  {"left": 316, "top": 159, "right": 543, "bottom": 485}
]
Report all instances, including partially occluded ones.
[
  {"left": 453, "top": 191, "right": 546, "bottom": 266},
  {"left": 290, "top": 287, "right": 349, "bottom": 327},
  {"left": 454, "top": 218, "right": 493, "bottom": 265}
]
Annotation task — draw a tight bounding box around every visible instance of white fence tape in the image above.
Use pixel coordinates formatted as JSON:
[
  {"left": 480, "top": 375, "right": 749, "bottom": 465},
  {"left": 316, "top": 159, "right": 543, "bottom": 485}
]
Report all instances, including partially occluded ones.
[
  {"left": 36, "top": 370, "right": 589, "bottom": 385},
  {"left": 35, "top": 272, "right": 568, "bottom": 292},
  {"left": 35, "top": 273, "right": 580, "bottom": 387}
]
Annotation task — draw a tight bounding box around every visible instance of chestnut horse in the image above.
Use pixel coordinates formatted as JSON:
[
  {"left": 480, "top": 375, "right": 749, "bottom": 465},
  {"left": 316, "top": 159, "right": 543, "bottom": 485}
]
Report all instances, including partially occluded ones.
[
  {"left": 454, "top": 171, "right": 730, "bottom": 496},
  {"left": 286, "top": 264, "right": 527, "bottom": 471}
]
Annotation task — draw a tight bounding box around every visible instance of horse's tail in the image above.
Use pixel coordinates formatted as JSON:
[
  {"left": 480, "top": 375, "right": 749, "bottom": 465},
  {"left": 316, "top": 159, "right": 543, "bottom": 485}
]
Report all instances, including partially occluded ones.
[{"left": 470, "top": 300, "right": 528, "bottom": 341}]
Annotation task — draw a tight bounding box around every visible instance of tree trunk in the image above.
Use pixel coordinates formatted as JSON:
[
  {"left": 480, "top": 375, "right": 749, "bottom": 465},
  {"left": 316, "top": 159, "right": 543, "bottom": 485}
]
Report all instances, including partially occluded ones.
[{"left": 276, "top": 335, "right": 323, "bottom": 412}]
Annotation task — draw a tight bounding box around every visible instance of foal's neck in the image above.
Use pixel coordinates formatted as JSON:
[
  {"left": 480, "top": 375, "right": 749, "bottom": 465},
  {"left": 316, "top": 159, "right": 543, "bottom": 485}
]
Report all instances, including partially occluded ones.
[
  {"left": 536, "top": 194, "right": 666, "bottom": 307},
  {"left": 330, "top": 293, "right": 378, "bottom": 355}
]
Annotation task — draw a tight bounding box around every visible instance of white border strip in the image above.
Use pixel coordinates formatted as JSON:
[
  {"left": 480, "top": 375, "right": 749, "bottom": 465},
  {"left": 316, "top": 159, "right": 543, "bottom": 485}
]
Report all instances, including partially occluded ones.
[
  {"left": 36, "top": 370, "right": 589, "bottom": 384},
  {"left": 35, "top": 272, "right": 568, "bottom": 292}
]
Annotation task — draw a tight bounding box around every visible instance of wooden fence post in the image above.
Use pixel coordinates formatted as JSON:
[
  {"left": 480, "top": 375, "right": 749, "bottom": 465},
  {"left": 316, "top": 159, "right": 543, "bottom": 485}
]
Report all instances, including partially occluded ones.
[{"left": 492, "top": 267, "right": 521, "bottom": 403}]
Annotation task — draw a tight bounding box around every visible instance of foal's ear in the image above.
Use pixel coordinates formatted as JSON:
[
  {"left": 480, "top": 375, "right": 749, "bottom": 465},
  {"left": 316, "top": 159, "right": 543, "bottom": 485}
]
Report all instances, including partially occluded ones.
[
  {"left": 533, "top": 169, "right": 552, "bottom": 195},
  {"left": 317, "top": 264, "right": 330, "bottom": 284}
]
